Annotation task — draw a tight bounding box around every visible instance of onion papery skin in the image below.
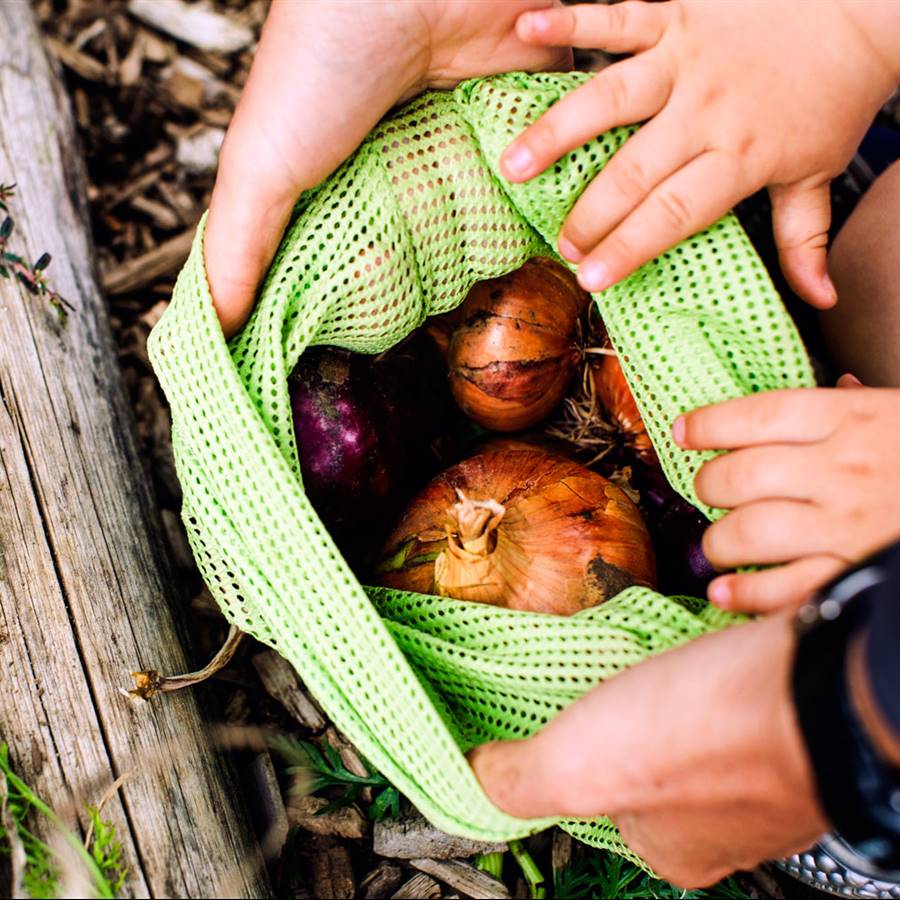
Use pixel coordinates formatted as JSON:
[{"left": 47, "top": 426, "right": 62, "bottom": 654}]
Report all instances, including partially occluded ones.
[
  {"left": 448, "top": 258, "right": 589, "bottom": 432},
  {"left": 591, "top": 346, "right": 658, "bottom": 466},
  {"left": 376, "top": 447, "right": 656, "bottom": 615}
]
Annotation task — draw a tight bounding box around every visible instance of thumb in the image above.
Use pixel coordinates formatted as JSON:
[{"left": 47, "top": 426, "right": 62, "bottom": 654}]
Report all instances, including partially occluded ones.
[
  {"left": 469, "top": 737, "right": 567, "bottom": 820},
  {"left": 769, "top": 179, "right": 836, "bottom": 310},
  {"left": 202, "top": 0, "right": 410, "bottom": 338},
  {"left": 204, "top": 112, "right": 302, "bottom": 338}
]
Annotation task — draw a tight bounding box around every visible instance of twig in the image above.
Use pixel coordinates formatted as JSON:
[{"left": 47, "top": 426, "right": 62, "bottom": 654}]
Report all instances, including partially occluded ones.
[{"left": 83, "top": 771, "right": 133, "bottom": 849}]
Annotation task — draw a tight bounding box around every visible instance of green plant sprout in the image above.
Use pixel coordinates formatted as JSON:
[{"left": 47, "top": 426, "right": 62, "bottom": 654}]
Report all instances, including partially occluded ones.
[
  {"left": 0, "top": 183, "right": 73, "bottom": 323},
  {"left": 0, "top": 744, "right": 126, "bottom": 899},
  {"left": 269, "top": 735, "right": 400, "bottom": 821}
]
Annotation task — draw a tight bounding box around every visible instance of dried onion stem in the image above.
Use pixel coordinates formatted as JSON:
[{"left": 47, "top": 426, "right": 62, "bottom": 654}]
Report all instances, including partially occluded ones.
[{"left": 128, "top": 625, "right": 244, "bottom": 700}]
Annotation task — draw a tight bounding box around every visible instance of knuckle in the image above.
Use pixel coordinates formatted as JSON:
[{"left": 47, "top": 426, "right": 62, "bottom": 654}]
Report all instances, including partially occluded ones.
[
  {"left": 604, "top": 232, "right": 639, "bottom": 269},
  {"left": 733, "top": 573, "right": 781, "bottom": 612},
  {"left": 605, "top": 2, "right": 630, "bottom": 38},
  {"left": 611, "top": 154, "right": 651, "bottom": 201},
  {"left": 598, "top": 68, "right": 630, "bottom": 115},
  {"left": 681, "top": 410, "right": 710, "bottom": 448},
  {"left": 654, "top": 187, "right": 694, "bottom": 232},
  {"left": 750, "top": 393, "right": 786, "bottom": 433}
]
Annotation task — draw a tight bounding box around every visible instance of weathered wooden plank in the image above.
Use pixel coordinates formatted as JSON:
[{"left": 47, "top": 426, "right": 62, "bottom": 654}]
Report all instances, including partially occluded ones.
[{"left": 0, "top": 3, "right": 268, "bottom": 896}]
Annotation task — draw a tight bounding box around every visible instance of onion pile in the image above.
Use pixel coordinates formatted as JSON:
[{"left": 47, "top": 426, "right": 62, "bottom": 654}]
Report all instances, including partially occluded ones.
[
  {"left": 376, "top": 446, "right": 656, "bottom": 615},
  {"left": 285, "top": 254, "right": 718, "bottom": 611},
  {"left": 447, "top": 258, "right": 589, "bottom": 431}
]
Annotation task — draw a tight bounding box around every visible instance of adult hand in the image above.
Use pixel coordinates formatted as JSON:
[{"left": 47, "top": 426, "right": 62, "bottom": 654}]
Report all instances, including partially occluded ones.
[
  {"left": 470, "top": 613, "right": 828, "bottom": 888},
  {"left": 500, "top": 0, "right": 900, "bottom": 307},
  {"left": 675, "top": 378, "right": 900, "bottom": 612},
  {"left": 205, "top": 0, "right": 569, "bottom": 337}
]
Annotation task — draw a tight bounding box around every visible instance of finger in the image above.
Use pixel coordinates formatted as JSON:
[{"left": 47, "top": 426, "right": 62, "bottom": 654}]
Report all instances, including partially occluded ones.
[
  {"left": 769, "top": 179, "right": 836, "bottom": 309},
  {"left": 702, "top": 500, "right": 829, "bottom": 569},
  {"left": 469, "top": 738, "right": 564, "bottom": 820},
  {"left": 708, "top": 555, "right": 847, "bottom": 614},
  {"left": 516, "top": 2, "right": 671, "bottom": 53},
  {"left": 558, "top": 108, "right": 697, "bottom": 260},
  {"left": 695, "top": 444, "right": 820, "bottom": 508},
  {"left": 500, "top": 53, "right": 671, "bottom": 183},
  {"left": 673, "top": 389, "right": 840, "bottom": 451},
  {"left": 573, "top": 150, "right": 753, "bottom": 293},
  {"left": 837, "top": 372, "right": 864, "bottom": 388}
]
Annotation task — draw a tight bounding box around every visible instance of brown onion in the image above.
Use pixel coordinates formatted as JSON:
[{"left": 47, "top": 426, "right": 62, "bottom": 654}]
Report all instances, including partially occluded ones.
[
  {"left": 447, "top": 258, "right": 589, "bottom": 431},
  {"left": 591, "top": 340, "right": 658, "bottom": 466},
  {"left": 376, "top": 446, "right": 656, "bottom": 615}
]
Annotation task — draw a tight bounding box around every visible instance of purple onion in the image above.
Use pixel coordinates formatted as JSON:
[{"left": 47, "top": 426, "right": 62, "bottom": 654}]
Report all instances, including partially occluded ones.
[
  {"left": 289, "top": 338, "right": 457, "bottom": 566},
  {"left": 634, "top": 464, "right": 718, "bottom": 597}
]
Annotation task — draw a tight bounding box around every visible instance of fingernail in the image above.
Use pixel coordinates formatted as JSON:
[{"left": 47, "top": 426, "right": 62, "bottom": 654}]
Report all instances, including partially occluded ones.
[
  {"left": 520, "top": 10, "right": 548, "bottom": 33},
  {"left": 708, "top": 579, "right": 732, "bottom": 609},
  {"left": 839, "top": 372, "right": 863, "bottom": 387},
  {"left": 671, "top": 415, "right": 686, "bottom": 446},
  {"left": 558, "top": 236, "right": 583, "bottom": 263},
  {"left": 502, "top": 144, "right": 534, "bottom": 177},
  {"left": 577, "top": 260, "right": 610, "bottom": 292}
]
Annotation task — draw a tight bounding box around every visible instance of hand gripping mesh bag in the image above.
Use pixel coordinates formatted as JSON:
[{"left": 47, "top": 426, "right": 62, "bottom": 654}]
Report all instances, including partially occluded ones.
[{"left": 149, "top": 72, "right": 814, "bottom": 861}]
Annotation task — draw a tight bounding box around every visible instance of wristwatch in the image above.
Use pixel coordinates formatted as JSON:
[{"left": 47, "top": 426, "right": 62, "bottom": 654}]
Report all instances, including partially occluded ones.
[{"left": 792, "top": 541, "right": 900, "bottom": 875}]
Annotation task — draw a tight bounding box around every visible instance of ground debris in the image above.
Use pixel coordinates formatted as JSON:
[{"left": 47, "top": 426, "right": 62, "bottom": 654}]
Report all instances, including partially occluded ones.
[
  {"left": 359, "top": 862, "right": 404, "bottom": 899},
  {"left": 127, "top": 0, "right": 254, "bottom": 53},
  {"left": 286, "top": 794, "right": 367, "bottom": 840},
  {"left": 391, "top": 872, "right": 441, "bottom": 900},
  {"left": 309, "top": 836, "right": 355, "bottom": 900},
  {"left": 410, "top": 859, "right": 510, "bottom": 900},
  {"left": 374, "top": 812, "right": 506, "bottom": 860},
  {"left": 251, "top": 651, "right": 326, "bottom": 732}
]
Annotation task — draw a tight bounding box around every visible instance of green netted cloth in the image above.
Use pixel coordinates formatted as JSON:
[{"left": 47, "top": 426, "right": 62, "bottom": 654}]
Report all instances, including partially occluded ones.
[{"left": 150, "top": 72, "right": 814, "bottom": 859}]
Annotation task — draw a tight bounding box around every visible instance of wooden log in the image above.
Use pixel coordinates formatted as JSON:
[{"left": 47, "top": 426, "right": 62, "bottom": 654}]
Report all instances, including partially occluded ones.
[{"left": 0, "top": 3, "right": 268, "bottom": 897}]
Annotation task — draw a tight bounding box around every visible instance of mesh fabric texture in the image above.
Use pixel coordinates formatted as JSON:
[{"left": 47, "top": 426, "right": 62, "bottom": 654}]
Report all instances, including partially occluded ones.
[{"left": 150, "top": 72, "right": 815, "bottom": 858}]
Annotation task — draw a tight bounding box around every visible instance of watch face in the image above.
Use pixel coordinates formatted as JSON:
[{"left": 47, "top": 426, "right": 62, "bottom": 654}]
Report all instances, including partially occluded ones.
[{"left": 777, "top": 834, "right": 900, "bottom": 898}]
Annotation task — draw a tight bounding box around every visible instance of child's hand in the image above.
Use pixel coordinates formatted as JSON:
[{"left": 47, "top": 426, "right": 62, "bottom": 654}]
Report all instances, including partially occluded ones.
[
  {"left": 204, "top": 0, "right": 569, "bottom": 337},
  {"left": 501, "top": 1, "right": 900, "bottom": 307},
  {"left": 674, "top": 378, "right": 900, "bottom": 612}
]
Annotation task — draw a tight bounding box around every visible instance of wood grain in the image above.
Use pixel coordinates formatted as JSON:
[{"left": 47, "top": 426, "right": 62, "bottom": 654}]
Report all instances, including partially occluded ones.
[{"left": 0, "top": 3, "right": 268, "bottom": 896}]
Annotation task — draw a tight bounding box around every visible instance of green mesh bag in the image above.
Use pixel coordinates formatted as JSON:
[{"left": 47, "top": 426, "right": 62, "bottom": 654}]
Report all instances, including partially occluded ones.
[{"left": 149, "top": 71, "right": 814, "bottom": 860}]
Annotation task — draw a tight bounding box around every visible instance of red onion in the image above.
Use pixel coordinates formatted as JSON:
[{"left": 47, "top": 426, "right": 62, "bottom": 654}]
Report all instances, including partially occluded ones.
[
  {"left": 634, "top": 465, "right": 717, "bottom": 597},
  {"left": 289, "top": 337, "right": 456, "bottom": 565}
]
